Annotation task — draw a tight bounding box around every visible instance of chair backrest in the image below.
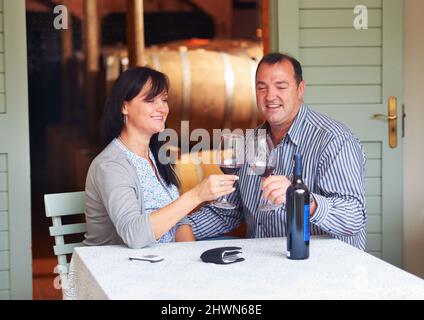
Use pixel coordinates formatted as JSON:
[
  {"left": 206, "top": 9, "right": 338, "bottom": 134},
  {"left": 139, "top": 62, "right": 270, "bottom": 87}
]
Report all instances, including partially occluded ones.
[{"left": 44, "top": 191, "right": 87, "bottom": 275}]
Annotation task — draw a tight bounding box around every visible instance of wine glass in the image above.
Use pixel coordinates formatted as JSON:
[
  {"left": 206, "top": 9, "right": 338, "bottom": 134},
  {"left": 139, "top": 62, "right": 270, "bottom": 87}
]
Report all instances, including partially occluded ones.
[
  {"left": 210, "top": 133, "right": 244, "bottom": 209},
  {"left": 246, "top": 130, "right": 281, "bottom": 212}
]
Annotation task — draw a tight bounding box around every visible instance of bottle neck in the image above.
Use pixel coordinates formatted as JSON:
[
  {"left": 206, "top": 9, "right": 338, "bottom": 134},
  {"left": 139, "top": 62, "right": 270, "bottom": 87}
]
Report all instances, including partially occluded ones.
[
  {"left": 293, "top": 154, "right": 303, "bottom": 180},
  {"left": 293, "top": 174, "right": 303, "bottom": 183},
  {"left": 292, "top": 155, "right": 307, "bottom": 187}
]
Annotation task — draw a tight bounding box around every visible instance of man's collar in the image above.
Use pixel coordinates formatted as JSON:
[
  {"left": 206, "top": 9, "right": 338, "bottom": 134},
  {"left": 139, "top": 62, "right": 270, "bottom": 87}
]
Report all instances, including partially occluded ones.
[
  {"left": 286, "top": 103, "right": 308, "bottom": 146},
  {"left": 260, "top": 103, "right": 308, "bottom": 147}
]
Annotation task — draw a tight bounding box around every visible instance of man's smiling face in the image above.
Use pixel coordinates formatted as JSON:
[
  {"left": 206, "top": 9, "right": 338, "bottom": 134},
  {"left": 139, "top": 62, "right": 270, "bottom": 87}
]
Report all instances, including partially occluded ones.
[{"left": 255, "top": 59, "right": 305, "bottom": 128}]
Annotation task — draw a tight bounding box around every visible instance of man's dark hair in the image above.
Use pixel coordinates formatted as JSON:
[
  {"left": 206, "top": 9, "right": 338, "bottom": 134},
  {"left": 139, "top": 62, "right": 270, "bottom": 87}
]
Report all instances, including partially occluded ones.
[{"left": 256, "top": 52, "right": 303, "bottom": 85}]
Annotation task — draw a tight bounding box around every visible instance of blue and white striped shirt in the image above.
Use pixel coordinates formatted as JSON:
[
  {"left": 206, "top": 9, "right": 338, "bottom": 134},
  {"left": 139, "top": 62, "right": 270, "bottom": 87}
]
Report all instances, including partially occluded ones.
[{"left": 188, "top": 104, "right": 367, "bottom": 250}]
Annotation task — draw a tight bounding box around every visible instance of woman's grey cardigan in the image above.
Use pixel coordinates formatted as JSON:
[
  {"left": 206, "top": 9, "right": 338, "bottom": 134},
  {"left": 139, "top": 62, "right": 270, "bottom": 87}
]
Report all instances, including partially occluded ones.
[{"left": 83, "top": 141, "right": 188, "bottom": 248}]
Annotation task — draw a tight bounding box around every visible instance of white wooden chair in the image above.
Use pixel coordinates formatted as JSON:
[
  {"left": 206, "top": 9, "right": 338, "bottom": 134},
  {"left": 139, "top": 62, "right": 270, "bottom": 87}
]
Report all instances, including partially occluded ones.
[{"left": 44, "top": 191, "right": 86, "bottom": 298}]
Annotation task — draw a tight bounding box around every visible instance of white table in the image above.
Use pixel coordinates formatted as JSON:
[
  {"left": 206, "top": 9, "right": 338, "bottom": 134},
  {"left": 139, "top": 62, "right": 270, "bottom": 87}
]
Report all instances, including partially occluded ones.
[{"left": 67, "top": 237, "right": 424, "bottom": 300}]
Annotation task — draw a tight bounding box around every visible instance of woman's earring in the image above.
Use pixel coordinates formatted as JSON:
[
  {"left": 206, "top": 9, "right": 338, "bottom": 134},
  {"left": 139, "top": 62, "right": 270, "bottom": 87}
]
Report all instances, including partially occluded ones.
[{"left": 123, "top": 114, "right": 128, "bottom": 125}]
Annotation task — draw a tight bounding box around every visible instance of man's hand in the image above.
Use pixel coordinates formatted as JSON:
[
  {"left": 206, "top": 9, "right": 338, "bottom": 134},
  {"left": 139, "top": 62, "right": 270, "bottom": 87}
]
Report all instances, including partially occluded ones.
[
  {"left": 175, "top": 224, "right": 196, "bottom": 242},
  {"left": 261, "top": 175, "right": 291, "bottom": 205},
  {"left": 262, "top": 175, "right": 317, "bottom": 215}
]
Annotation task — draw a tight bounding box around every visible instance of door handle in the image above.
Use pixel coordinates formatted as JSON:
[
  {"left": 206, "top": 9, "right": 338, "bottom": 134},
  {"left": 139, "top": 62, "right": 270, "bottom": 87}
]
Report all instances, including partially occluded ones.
[
  {"left": 372, "top": 96, "right": 398, "bottom": 148},
  {"left": 372, "top": 114, "right": 397, "bottom": 120}
]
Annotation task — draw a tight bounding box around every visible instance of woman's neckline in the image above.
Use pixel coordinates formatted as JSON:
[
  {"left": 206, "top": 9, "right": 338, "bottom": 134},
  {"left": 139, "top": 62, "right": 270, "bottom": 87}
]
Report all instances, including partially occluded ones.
[
  {"left": 117, "top": 135, "right": 150, "bottom": 159},
  {"left": 116, "top": 137, "right": 163, "bottom": 182}
]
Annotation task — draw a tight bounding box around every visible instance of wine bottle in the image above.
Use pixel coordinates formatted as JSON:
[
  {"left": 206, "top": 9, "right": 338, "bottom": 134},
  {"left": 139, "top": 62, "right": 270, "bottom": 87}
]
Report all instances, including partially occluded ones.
[{"left": 286, "top": 154, "right": 310, "bottom": 260}]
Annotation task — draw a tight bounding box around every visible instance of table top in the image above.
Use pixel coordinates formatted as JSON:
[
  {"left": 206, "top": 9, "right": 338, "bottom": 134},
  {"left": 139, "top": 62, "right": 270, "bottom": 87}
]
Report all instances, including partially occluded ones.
[{"left": 68, "top": 237, "right": 424, "bottom": 300}]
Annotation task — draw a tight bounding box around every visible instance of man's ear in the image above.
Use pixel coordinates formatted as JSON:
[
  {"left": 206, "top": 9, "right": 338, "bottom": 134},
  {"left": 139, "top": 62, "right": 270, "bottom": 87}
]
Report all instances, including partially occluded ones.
[{"left": 297, "top": 80, "right": 305, "bottom": 100}]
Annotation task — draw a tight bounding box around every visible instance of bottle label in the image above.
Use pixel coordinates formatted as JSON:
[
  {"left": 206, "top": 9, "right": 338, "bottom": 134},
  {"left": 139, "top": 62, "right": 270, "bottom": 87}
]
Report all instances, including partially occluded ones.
[{"left": 304, "top": 204, "right": 310, "bottom": 242}]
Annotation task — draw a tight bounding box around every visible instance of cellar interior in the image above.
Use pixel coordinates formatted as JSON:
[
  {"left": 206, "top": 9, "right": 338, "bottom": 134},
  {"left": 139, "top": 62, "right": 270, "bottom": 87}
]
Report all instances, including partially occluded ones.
[{"left": 28, "top": 0, "right": 265, "bottom": 299}]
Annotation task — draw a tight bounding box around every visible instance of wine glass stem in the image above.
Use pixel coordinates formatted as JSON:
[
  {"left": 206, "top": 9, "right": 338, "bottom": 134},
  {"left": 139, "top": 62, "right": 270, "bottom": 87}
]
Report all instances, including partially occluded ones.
[
  {"left": 223, "top": 178, "right": 237, "bottom": 203},
  {"left": 260, "top": 180, "right": 273, "bottom": 208}
]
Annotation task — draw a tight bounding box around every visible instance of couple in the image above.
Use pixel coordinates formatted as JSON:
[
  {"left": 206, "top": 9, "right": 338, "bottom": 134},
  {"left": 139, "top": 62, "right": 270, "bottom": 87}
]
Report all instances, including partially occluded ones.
[{"left": 83, "top": 52, "right": 367, "bottom": 250}]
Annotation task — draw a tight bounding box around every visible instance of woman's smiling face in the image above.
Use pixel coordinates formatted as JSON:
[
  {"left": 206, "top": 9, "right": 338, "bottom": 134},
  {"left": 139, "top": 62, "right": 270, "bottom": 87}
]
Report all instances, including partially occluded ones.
[{"left": 122, "top": 78, "right": 169, "bottom": 136}]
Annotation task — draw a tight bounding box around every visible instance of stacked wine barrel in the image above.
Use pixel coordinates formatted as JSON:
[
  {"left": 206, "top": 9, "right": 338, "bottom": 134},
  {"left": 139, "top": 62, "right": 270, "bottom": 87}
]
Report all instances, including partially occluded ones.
[
  {"left": 156, "top": 38, "right": 263, "bottom": 62},
  {"left": 174, "top": 149, "right": 247, "bottom": 238},
  {"left": 52, "top": 40, "right": 263, "bottom": 196},
  {"left": 100, "top": 40, "right": 264, "bottom": 138}
]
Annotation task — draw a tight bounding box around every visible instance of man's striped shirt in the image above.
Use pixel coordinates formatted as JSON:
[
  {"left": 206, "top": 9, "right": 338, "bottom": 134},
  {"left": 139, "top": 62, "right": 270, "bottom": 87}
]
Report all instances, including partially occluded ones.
[{"left": 187, "top": 104, "right": 367, "bottom": 250}]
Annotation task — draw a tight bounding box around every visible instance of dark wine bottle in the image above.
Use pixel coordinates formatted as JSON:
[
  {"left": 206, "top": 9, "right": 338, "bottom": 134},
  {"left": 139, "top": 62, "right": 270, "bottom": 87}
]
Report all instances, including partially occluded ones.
[{"left": 286, "top": 154, "right": 310, "bottom": 260}]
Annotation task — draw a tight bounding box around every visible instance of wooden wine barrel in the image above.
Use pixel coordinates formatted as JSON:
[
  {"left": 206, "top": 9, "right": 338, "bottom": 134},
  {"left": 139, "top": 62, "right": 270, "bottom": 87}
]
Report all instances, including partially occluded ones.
[
  {"left": 158, "top": 38, "right": 263, "bottom": 61},
  {"left": 174, "top": 149, "right": 247, "bottom": 238},
  {"left": 146, "top": 49, "right": 261, "bottom": 136},
  {"left": 101, "top": 48, "right": 263, "bottom": 137},
  {"left": 174, "top": 149, "right": 222, "bottom": 194}
]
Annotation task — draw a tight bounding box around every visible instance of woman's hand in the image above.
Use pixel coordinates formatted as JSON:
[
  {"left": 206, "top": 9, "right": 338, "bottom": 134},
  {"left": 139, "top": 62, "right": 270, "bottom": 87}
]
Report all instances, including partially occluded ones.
[
  {"left": 189, "top": 174, "right": 239, "bottom": 204},
  {"left": 175, "top": 225, "right": 195, "bottom": 242}
]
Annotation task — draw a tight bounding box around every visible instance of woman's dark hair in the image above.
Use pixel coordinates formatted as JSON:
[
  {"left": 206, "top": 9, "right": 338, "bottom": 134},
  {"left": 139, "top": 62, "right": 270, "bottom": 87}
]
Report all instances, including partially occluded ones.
[
  {"left": 100, "top": 66, "right": 179, "bottom": 187},
  {"left": 256, "top": 52, "right": 303, "bottom": 85}
]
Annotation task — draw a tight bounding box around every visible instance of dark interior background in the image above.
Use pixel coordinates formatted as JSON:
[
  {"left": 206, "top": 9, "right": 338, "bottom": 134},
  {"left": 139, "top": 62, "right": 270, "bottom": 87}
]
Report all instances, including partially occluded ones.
[{"left": 27, "top": 0, "right": 259, "bottom": 258}]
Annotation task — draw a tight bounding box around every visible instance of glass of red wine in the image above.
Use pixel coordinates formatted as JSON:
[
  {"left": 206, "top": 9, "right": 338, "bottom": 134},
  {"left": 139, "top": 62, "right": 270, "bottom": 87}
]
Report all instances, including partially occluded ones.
[
  {"left": 211, "top": 133, "right": 244, "bottom": 209},
  {"left": 246, "top": 130, "right": 281, "bottom": 212}
]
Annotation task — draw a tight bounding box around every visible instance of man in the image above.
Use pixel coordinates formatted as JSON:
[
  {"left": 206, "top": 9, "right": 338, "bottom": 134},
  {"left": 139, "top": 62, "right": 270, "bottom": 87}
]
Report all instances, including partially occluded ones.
[{"left": 179, "top": 52, "right": 367, "bottom": 250}]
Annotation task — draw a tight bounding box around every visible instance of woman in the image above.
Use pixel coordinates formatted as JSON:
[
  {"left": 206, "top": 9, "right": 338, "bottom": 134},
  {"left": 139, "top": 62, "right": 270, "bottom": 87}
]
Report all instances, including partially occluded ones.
[{"left": 84, "top": 66, "right": 237, "bottom": 248}]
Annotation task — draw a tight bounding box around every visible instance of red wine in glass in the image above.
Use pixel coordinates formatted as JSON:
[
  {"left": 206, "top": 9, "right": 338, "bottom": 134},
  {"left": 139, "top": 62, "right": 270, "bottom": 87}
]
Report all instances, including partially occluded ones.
[
  {"left": 249, "top": 164, "right": 275, "bottom": 177},
  {"left": 211, "top": 133, "right": 244, "bottom": 210},
  {"left": 219, "top": 164, "right": 242, "bottom": 175},
  {"left": 246, "top": 131, "right": 281, "bottom": 212}
]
